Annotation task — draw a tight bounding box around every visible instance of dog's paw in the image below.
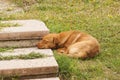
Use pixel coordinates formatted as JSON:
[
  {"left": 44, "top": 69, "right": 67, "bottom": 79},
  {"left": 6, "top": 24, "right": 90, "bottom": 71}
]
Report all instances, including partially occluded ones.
[
  {"left": 57, "top": 49, "right": 65, "bottom": 53},
  {"left": 57, "top": 48, "right": 68, "bottom": 54}
]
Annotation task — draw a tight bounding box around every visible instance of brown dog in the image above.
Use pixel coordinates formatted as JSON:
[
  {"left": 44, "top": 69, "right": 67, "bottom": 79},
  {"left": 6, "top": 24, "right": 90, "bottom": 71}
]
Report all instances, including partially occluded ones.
[{"left": 37, "top": 30, "right": 100, "bottom": 59}]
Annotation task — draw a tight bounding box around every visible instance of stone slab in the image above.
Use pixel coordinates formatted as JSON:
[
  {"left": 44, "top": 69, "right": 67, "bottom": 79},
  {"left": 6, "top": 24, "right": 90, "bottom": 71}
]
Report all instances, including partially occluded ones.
[
  {"left": 0, "top": 47, "right": 53, "bottom": 56},
  {"left": 28, "top": 77, "right": 60, "bottom": 80},
  {"left": 0, "top": 57, "right": 58, "bottom": 77},
  {"left": 0, "top": 20, "right": 49, "bottom": 40},
  {"left": 0, "top": 39, "right": 40, "bottom": 48},
  {"left": 0, "top": 48, "right": 58, "bottom": 77}
]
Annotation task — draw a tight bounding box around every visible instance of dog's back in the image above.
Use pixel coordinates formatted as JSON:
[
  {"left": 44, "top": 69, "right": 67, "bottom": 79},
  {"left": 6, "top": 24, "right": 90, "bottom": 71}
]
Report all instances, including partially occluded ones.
[{"left": 57, "top": 31, "right": 100, "bottom": 59}]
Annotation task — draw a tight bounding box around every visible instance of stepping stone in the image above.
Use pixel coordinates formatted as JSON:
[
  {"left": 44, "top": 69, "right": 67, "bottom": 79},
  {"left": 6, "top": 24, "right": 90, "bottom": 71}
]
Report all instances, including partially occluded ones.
[
  {"left": 0, "top": 20, "right": 49, "bottom": 40},
  {"left": 0, "top": 48, "right": 58, "bottom": 79},
  {"left": 0, "top": 20, "right": 49, "bottom": 48}
]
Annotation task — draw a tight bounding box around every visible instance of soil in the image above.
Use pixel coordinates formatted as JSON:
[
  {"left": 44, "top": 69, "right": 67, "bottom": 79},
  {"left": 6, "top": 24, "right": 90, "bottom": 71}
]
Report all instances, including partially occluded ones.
[{"left": 0, "top": 0, "right": 23, "bottom": 14}]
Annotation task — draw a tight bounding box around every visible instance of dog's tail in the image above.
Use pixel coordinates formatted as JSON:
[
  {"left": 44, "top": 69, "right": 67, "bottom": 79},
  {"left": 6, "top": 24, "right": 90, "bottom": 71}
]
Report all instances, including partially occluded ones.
[{"left": 67, "top": 51, "right": 88, "bottom": 59}]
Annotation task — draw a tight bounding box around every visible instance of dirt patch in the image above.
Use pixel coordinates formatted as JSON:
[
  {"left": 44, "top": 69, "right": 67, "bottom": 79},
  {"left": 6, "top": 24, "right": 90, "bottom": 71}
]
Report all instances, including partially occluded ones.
[{"left": 0, "top": 0, "right": 23, "bottom": 14}]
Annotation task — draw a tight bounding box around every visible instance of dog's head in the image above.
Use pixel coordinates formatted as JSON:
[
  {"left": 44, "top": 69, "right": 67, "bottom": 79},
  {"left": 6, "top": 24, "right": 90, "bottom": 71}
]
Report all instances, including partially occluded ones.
[{"left": 37, "top": 34, "right": 59, "bottom": 49}]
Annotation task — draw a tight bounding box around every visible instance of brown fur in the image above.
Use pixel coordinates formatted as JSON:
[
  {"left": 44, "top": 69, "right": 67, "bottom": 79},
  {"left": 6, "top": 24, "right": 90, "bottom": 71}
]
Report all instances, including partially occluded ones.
[{"left": 37, "top": 30, "right": 100, "bottom": 59}]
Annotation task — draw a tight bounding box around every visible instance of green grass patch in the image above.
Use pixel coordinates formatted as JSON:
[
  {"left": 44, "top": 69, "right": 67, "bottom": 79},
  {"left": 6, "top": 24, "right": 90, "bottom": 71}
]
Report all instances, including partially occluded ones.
[
  {"left": 0, "top": 52, "right": 45, "bottom": 60},
  {"left": 0, "top": 22, "right": 20, "bottom": 30},
  {"left": 54, "top": 51, "right": 82, "bottom": 80},
  {"left": 0, "top": 48, "right": 14, "bottom": 52}
]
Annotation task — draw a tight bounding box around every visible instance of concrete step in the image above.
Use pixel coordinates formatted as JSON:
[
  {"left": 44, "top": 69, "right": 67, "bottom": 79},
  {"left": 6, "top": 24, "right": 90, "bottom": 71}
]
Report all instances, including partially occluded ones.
[
  {"left": 0, "top": 20, "right": 49, "bottom": 40},
  {"left": 0, "top": 20, "right": 49, "bottom": 48},
  {"left": 0, "top": 48, "right": 59, "bottom": 79}
]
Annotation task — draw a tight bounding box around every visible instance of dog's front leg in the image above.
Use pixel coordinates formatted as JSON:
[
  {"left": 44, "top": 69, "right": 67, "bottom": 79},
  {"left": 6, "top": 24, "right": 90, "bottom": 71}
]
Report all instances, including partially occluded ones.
[{"left": 57, "top": 48, "right": 68, "bottom": 54}]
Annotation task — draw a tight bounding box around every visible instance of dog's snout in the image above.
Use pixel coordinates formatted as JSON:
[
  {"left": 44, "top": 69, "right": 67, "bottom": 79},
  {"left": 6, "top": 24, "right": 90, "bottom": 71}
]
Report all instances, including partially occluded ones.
[{"left": 37, "top": 42, "right": 41, "bottom": 48}]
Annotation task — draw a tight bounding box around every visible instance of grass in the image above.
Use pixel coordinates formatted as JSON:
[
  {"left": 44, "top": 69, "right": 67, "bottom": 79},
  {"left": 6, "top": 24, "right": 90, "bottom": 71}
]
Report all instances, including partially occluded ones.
[
  {"left": 0, "top": 48, "right": 14, "bottom": 52},
  {"left": 0, "top": 22, "right": 20, "bottom": 30},
  {"left": 0, "top": 52, "right": 45, "bottom": 60},
  {"left": 1, "top": 0, "right": 120, "bottom": 80}
]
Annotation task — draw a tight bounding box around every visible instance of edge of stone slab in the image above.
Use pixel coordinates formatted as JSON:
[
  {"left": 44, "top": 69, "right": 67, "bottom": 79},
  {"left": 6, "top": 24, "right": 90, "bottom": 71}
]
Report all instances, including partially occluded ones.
[
  {"left": 27, "top": 77, "right": 60, "bottom": 80},
  {"left": 0, "top": 31, "right": 49, "bottom": 40},
  {"left": 0, "top": 39, "right": 40, "bottom": 48},
  {"left": 2, "top": 75, "right": 60, "bottom": 80}
]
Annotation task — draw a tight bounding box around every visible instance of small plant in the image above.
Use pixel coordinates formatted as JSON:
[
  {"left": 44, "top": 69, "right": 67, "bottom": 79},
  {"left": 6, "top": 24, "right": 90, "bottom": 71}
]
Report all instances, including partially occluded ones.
[
  {"left": 0, "top": 22, "right": 20, "bottom": 30},
  {"left": 0, "top": 48, "right": 14, "bottom": 52},
  {"left": 0, "top": 52, "right": 45, "bottom": 60},
  {"left": 6, "top": 7, "right": 14, "bottom": 11}
]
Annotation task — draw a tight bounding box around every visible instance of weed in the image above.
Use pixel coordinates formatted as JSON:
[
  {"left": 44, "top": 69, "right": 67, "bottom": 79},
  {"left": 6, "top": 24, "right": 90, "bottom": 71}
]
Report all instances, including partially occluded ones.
[
  {"left": 0, "top": 22, "right": 20, "bottom": 30},
  {"left": 0, "top": 52, "right": 45, "bottom": 60},
  {"left": 0, "top": 48, "right": 14, "bottom": 52}
]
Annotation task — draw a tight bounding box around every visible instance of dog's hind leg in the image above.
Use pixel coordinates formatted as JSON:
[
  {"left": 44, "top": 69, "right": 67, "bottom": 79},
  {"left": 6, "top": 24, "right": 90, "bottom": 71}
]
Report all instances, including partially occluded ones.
[
  {"left": 67, "top": 41, "right": 93, "bottom": 59},
  {"left": 67, "top": 48, "right": 88, "bottom": 59}
]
